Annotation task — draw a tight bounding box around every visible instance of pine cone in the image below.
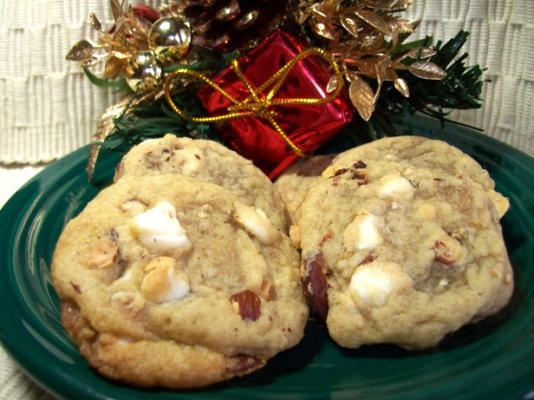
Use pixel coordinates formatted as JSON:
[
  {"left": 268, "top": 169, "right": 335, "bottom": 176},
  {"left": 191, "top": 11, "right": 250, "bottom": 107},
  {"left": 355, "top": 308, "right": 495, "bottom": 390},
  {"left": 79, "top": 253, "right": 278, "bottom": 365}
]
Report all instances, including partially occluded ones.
[{"left": 177, "top": 0, "right": 292, "bottom": 52}]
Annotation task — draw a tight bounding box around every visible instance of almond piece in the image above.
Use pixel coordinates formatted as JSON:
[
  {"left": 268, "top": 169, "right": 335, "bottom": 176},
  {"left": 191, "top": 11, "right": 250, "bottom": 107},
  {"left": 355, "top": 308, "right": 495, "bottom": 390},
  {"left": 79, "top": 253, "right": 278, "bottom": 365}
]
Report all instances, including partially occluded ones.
[
  {"left": 86, "top": 238, "right": 118, "bottom": 269},
  {"left": 226, "top": 354, "right": 266, "bottom": 376},
  {"left": 119, "top": 199, "right": 147, "bottom": 216},
  {"left": 260, "top": 277, "right": 276, "bottom": 301},
  {"left": 110, "top": 291, "right": 145, "bottom": 318},
  {"left": 141, "top": 257, "right": 189, "bottom": 303},
  {"left": 434, "top": 235, "right": 466, "bottom": 266},
  {"left": 302, "top": 252, "right": 329, "bottom": 320},
  {"left": 230, "top": 290, "right": 261, "bottom": 321}
]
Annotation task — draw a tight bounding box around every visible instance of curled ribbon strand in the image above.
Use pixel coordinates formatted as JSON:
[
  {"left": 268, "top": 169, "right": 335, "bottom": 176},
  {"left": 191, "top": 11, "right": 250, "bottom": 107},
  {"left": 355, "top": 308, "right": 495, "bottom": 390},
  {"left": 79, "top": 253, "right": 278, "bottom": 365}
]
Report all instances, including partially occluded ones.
[{"left": 164, "top": 47, "right": 344, "bottom": 158}]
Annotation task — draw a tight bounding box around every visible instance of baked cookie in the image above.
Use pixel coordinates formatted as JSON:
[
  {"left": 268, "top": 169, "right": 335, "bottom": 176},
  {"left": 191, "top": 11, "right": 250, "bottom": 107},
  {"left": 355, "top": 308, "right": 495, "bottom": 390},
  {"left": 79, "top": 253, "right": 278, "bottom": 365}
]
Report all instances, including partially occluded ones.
[
  {"left": 298, "top": 161, "right": 513, "bottom": 349},
  {"left": 52, "top": 175, "right": 308, "bottom": 388},
  {"left": 323, "top": 136, "right": 509, "bottom": 218},
  {"left": 114, "top": 134, "right": 290, "bottom": 232},
  {"left": 274, "top": 154, "right": 336, "bottom": 221}
]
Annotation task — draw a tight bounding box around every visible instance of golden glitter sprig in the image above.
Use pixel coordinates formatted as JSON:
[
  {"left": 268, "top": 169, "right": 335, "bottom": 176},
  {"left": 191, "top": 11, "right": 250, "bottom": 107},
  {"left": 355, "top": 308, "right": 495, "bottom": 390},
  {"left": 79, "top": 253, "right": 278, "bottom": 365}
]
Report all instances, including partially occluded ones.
[{"left": 295, "top": 0, "right": 446, "bottom": 120}]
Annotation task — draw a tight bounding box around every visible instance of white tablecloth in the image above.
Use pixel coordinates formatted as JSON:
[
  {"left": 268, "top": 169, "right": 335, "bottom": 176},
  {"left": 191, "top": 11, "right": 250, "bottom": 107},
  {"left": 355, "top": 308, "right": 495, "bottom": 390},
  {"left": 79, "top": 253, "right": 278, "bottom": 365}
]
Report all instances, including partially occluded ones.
[{"left": 0, "top": 166, "right": 51, "bottom": 399}]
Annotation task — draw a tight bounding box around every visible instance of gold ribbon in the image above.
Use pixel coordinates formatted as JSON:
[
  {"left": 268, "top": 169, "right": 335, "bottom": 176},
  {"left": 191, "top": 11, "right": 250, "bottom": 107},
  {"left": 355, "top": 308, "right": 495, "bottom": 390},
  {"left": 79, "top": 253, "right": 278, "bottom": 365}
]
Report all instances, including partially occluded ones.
[{"left": 164, "top": 48, "right": 344, "bottom": 158}]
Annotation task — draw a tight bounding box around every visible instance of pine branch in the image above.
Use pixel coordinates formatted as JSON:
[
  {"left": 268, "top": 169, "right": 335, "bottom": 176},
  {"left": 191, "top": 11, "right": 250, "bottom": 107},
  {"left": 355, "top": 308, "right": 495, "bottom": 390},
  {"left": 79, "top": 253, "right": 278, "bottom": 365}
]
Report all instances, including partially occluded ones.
[{"left": 361, "top": 30, "right": 484, "bottom": 139}]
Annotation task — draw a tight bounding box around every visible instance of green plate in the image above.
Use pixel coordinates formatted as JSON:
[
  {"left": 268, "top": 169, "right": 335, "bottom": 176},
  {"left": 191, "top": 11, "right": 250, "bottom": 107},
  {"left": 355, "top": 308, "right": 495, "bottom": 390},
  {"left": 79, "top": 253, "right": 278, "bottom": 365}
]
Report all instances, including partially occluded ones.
[{"left": 1, "top": 115, "right": 533, "bottom": 400}]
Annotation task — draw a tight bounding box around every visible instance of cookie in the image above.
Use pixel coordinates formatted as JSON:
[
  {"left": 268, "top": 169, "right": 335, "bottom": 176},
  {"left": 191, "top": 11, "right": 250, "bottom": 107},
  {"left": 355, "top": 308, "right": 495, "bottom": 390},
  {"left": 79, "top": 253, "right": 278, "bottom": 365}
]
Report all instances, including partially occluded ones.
[
  {"left": 114, "top": 134, "right": 290, "bottom": 232},
  {"left": 298, "top": 161, "right": 513, "bottom": 349},
  {"left": 274, "top": 154, "right": 336, "bottom": 221},
  {"left": 323, "top": 136, "right": 509, "bottom": 218},
  {"left": 52, "top": 174, "right": 308, "bottom": 388}
]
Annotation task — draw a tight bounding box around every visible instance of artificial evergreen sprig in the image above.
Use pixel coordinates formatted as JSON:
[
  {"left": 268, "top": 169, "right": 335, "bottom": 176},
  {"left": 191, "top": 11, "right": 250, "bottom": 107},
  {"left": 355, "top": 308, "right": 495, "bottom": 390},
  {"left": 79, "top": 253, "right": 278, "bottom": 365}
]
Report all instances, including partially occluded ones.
[{"left": 359, "top": 30, "right": 484, "bottom": 139}]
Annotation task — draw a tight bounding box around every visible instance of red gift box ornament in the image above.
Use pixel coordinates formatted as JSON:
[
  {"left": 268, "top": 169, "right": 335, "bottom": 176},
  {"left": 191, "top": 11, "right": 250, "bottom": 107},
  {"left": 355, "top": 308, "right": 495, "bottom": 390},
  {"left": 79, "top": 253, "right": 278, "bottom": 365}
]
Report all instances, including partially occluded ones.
[{"left": 164, "top": 30, "right": 354, "bottom": 178}]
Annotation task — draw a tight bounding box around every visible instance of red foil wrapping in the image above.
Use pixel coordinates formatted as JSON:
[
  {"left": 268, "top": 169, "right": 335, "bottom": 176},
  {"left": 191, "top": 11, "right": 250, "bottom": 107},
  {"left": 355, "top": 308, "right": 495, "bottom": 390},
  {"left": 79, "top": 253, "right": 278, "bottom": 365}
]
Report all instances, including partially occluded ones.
[{"left": 197, "top": 30, "right": 354, "bottom": 178}]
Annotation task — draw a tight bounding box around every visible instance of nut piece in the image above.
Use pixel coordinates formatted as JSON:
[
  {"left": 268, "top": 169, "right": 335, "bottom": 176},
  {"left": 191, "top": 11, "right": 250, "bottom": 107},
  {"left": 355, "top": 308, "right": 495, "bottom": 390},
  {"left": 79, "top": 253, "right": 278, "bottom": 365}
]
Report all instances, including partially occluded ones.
[
  {"left": 110, "top": 291, "right": 145, "bottom": 318},
  {"left": 130, "top": 201, "right": 192, "bottom": 253},
  {"left": 234, "top": 205, "right": 278, "bottom": 245},
  {"left": 260, "top": 277, "right": 277, "bottom": 301},
  {"left": 119, "top": 199, "right": 147, "bottom": 216},
  {"left": 85, "top": 238, "right": 118, "bottom": 269},
  {"left": 230, "top": 290, "right": 261, "bottom": 321},
  {"left": 141, "top": 256, "right": 190, "bottom": 303},
  {"left": 226, "top": 354, "right": 266, "bottom": 376},
  {"left": 302, "top": 252, "right": 329, "bottom": 320},
  {"left": 434, "top": 234, "right": 467, "bottom": 266},
  {"left": 415, "top": 202, "right": 437, "bottom": 220},
  {"left": 289, "top": 224, "right": 301, "bottom": 249}
]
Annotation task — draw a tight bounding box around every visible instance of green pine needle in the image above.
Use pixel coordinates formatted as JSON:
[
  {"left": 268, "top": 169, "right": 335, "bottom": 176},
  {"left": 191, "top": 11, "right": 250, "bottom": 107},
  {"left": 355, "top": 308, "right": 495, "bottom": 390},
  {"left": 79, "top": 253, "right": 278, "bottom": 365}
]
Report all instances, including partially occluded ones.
[{"left": 359, "top": 30, "right": 484, "bottom": 139}]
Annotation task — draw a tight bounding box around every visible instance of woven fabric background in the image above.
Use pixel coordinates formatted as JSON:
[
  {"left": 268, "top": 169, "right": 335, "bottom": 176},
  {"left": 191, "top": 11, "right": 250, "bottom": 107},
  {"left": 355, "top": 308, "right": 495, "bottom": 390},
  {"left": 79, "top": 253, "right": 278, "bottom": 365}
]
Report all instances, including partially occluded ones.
[
  {"left": 0, "top": 0, "right": 533, "bottom": 166},
  {"left": 0, "top": 1, "right": 533, "bottom": 399}
]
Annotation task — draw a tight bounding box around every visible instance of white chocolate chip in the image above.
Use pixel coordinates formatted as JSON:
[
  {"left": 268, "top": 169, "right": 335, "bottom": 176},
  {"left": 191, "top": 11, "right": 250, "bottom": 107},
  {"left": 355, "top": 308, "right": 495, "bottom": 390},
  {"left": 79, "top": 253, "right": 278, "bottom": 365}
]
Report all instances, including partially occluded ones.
[
  {"left": 175, "top": 149, "right": 202, "bottom": 174},
  {"left": 438, "top": 278, "right": 449, "bottom": 288},
  {"left": 234, "top": 205, "right": 278, "bottom": 245},
  {"left": 130, "top": 201, "right": 192, "bottom": 252},
  {"left": 349, "top": 261, "right": 412, "bottom": 307},
  {"left": 141, "top": 257, "right": 190, "bottom": 303},
  {"left": 378, "top": 175, "right": 414, "bottom": 202},
  {"left": 343, "top": 214, "right": 384, "bottom": 250}
]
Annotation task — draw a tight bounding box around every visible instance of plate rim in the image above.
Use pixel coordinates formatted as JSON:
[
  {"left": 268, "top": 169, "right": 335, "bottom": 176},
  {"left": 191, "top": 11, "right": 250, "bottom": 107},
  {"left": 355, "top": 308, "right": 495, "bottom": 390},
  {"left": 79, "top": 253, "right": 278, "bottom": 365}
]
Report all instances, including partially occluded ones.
[{"left": 1, "top": 115, "right": 534, "bottom": 400}]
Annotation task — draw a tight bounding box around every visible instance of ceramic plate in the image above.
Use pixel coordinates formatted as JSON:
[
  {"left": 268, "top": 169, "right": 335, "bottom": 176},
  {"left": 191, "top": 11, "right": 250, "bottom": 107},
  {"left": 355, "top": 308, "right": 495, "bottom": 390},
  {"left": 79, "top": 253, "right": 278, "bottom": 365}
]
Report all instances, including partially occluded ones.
[{"left": 1, "top": 115, "right": 533, "bottom": 400}]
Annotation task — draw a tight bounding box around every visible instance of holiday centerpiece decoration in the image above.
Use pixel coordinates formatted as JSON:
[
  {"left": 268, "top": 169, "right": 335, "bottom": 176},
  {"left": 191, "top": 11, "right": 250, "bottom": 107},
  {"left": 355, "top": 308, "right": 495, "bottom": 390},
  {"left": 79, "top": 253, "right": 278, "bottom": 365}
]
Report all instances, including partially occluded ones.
[{"left": 67, "top": 0, "right": 484, "bottom": 179}]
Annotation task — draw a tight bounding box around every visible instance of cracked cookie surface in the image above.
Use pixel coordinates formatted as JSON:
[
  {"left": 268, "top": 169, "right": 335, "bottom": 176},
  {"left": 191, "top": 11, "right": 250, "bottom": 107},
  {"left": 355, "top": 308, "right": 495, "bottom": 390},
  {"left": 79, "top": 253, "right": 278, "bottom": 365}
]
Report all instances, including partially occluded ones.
[{"left": 52, "top": 174, "right": 308, "bottom": 388}]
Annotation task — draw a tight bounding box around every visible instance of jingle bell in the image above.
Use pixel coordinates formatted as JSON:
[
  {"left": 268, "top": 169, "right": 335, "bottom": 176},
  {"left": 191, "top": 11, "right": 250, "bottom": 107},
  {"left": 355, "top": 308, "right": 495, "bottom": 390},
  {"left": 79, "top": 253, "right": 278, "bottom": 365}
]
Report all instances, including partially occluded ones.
[
  {"left": 148, "top": 16, "right": 192, "bottom": 62},
  {"left": 125, "top": 50, "right": 163, "bottom": 91}
]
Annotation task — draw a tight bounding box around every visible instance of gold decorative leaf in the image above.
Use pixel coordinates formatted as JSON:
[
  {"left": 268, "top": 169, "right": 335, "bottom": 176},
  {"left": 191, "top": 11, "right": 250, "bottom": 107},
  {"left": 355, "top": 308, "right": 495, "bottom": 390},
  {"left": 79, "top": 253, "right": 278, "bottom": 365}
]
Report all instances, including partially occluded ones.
[
  {"left": 355, "top": 9, "right": 393, "bottom": 35},
  {"left": 340, "top": 14, "right": 359, "bottom": 38},
  {"left": 104, "top": 55, "right": 127, "bottom": 79},
  {"left": 349, "top": 76, "right": 375, "bottom": 121},
  {"left": 394, "top": 77, "right": 410, "bottom": 97},
  {"left": 110, "top": 0, "right": 123, "bottom": 21},
  {"left": 87, "top": 99, "right": 131, "bottom": 181},
  {"left": 400, "top": 47, "right": 437, "bottom": 61},
  {"left": 417, "top": 47, "right": 437, "bottom": 59},
  {"left": 128, "top": 5, "right": 151, "bottom": 37},
  {"left": 66, "top": 39, "right": 96, "bottom": 61},
  {"left": 409, "top": 61, "right": 446, "bottom": 80},
  {"left": 394, "top": 0, "right": 414, "bottom": 9},
  {"left": 376, "top": 55, "right": 391, "bottom": 84},
  {"left": 89, "top": 13, "right": 103, "bottom": 31},
  {"left": 326, "top": 75, "right": 339, "bottom": 93},
  {"left": 312, "top": 19, "right": 338, "bottom": 41}
]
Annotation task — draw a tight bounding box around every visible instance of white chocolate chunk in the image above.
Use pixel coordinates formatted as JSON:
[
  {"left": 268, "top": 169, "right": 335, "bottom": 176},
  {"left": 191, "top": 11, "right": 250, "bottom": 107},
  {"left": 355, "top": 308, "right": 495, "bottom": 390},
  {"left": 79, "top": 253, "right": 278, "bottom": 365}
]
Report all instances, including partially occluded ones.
[
  {"left": 130, "top": 201, "right": 191, "bottom": 252},
  {"left": 234, "top": 205, "right": 278, "bottom": 245},
  {"left": 378, "top": 175, "right": 414, "bottom": 202},
  {"left": 343, "top": 214, "right": 384, "bottom": 250},
  {"left": 350, "top": 262, "right": 412, "bottom": 307},
  {"left": 141, "top": 257, "right": 190, "bottom": 303},
  {"left": 175, "top": 148, "right": 201, "bottom": 174}
]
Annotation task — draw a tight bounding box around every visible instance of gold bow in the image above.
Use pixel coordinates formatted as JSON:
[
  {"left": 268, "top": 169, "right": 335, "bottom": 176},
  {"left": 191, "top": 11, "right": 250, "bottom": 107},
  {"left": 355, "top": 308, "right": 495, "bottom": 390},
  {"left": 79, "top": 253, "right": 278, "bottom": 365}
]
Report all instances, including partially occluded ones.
[{"left": 164, "top": 47, "right": 344, "bottom": 157}]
